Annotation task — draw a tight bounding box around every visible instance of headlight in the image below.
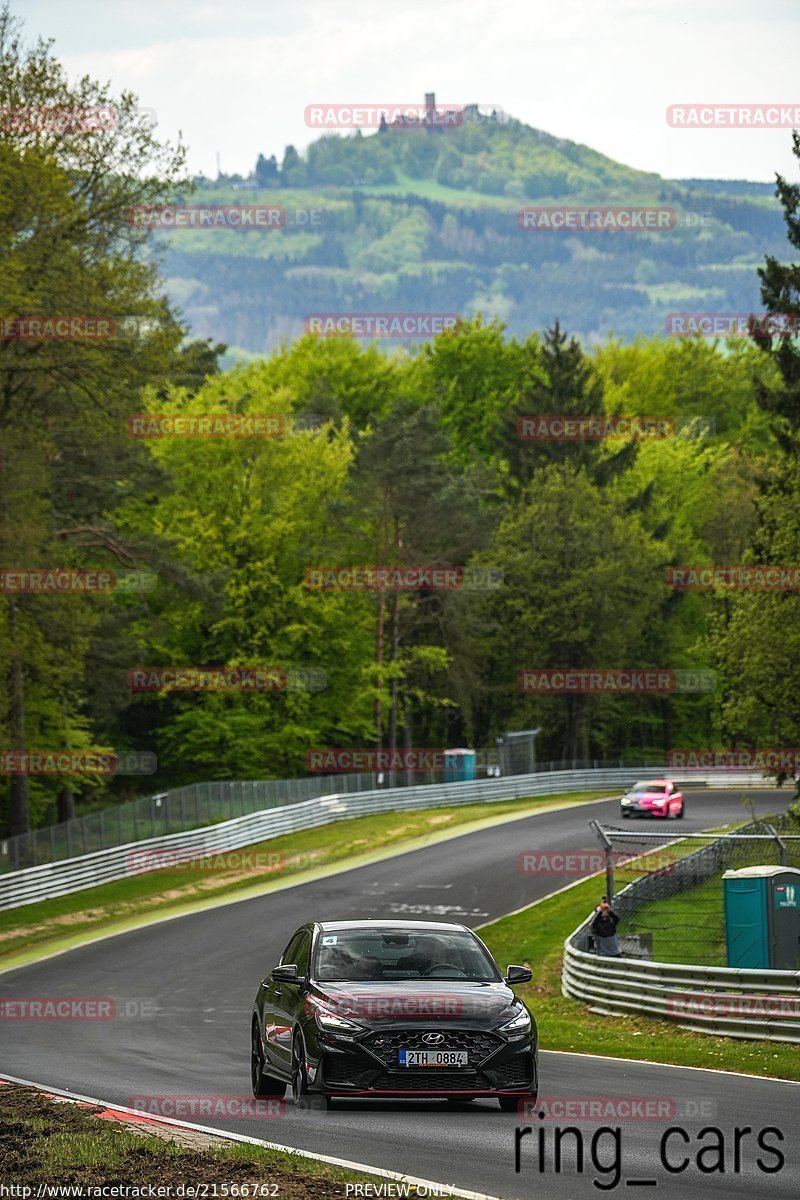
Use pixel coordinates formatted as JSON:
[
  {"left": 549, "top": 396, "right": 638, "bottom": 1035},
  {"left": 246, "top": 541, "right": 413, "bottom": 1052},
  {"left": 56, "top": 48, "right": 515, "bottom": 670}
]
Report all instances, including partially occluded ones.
[
  {"left": 498, "top": 1007, "right": 532, "bottom": 1035},
  {"left": 621, "top": 797, "right": 632, "bottom": 805},
  {"left": 314, "top": 1008, "right": 363, "bottom": 1035}
]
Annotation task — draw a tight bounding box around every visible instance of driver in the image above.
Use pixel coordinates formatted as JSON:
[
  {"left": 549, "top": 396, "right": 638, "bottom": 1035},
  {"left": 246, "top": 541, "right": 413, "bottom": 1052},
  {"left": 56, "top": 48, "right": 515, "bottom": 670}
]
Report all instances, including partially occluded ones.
[{"left": 400, "top": 936, "right": 442, "bottom": 975}]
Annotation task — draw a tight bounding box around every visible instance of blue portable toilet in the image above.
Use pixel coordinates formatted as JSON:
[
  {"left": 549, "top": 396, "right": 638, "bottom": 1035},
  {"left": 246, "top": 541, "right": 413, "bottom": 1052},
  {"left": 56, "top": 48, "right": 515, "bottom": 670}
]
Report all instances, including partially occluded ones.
[
  {"left": 723, "top": 865, "right": 800, "bottom": 969},
  {"left": 444, "top": 748, "right": 477, "bottom": 782}
]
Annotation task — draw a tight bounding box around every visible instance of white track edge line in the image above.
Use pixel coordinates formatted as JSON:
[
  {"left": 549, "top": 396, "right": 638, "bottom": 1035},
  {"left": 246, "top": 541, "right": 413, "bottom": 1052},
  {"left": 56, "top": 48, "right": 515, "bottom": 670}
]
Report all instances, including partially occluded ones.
[
  {"left": 538, "top": 1049, "right": 800, "bottom": 1085},
  {"left": 0, "top": 1072, "right": 502, "bottom": 1200}
]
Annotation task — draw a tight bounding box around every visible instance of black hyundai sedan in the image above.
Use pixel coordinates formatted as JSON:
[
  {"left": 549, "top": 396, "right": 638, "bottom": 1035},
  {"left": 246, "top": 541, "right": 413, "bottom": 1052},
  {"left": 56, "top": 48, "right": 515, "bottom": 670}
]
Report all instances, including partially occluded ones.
[{"left": 251, "top": 919, "right": 538, "bottom": 1110}]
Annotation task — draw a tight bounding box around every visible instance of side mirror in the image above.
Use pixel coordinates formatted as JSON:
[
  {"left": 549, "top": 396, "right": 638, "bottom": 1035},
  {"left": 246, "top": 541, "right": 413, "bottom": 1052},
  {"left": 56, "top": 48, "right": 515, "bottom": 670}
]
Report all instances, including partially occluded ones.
[
  {"left": 272, "top": 963, "right": 304, "bottom": 984},
  {"left": 505, "top": 964, "right": 532, "bottom": 985}
]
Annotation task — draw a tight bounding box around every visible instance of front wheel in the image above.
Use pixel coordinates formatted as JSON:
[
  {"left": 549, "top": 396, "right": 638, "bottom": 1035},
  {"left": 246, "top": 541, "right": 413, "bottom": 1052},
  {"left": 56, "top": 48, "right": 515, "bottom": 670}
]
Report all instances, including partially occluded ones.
[
  {"left": 251, "top": 1020, "right": 286, "bottom": 1098},
  {"left": 677, "top": 803, "right": 685, "bottom": 819},
  {"left": 292, "top": 1032, "right": 322, "bottom": 1107}
]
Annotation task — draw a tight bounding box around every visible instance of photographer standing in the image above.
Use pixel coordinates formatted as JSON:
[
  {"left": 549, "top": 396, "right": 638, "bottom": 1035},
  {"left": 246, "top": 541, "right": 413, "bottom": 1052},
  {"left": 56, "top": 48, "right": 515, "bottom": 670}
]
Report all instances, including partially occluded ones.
[{"left": 591, "top": 896, "right": 622, "bottom": 957}]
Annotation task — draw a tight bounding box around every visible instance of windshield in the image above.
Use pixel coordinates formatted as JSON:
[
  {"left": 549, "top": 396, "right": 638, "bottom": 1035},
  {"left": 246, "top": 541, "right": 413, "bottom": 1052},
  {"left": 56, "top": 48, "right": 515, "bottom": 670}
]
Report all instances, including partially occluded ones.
[
  {"left": 631, "top": 782, "right": 666, "bottom": 794},
  {"left": 313, "top": 928, "right": 501, "bottom": 982}
]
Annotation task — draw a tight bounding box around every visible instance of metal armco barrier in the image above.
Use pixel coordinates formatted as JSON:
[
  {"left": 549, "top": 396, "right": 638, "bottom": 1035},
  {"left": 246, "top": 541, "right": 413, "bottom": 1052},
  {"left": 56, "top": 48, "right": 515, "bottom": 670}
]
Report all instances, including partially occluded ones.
[
  {"left": 0, "top": 767, "right": 773, "bottom": 911},
  {"left": 562, "top": 922, "right": 800, "bottom": 1043},
  {"left": 562, "top": 819, "right": 800, "bottom": 1044}
]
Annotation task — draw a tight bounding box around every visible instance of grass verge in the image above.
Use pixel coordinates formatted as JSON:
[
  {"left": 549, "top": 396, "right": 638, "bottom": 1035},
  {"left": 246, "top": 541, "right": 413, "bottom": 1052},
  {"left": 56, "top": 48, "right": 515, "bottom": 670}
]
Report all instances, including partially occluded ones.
[
  {"left": 0, "top": 1083, "right": 440, "bottom": 1194},
  {"left": 0, "top": 790, "right": 609, "bottom": 969},
  {"left": 478, "top": 840, "right": 800, "bottom": 1083}
]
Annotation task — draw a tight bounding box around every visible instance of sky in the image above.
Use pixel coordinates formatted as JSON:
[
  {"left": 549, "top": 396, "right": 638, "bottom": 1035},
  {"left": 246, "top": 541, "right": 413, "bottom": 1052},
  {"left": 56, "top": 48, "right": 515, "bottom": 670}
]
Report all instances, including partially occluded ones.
[{"left": 12, "top": 0, "right": 800, "bottom": 183}]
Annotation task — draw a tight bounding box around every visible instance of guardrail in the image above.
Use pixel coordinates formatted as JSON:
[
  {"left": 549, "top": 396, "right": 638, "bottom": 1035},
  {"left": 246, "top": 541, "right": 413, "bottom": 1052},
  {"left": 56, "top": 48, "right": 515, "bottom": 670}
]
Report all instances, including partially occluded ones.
[
  {"left": 562, "top": 817, "right": 800, "bottom": 1043},
  {"left": 0, "top": 767, "right": 775, "bottom": 912},
  {"left": 0, "top": 771, "right": 401, "bottom": 873},
  {"left": 562, "top": 922, "right": 800, "bottom": 1043},
  {"left": 0, "top": 756, "right": 677, "bottom": 873}
]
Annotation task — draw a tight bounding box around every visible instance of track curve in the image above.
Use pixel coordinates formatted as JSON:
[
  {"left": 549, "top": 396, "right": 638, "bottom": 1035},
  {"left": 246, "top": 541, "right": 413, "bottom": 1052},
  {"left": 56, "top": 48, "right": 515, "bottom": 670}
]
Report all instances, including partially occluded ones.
[{"left": 1, "top": 789, "right": 798, "bottom": 1198}]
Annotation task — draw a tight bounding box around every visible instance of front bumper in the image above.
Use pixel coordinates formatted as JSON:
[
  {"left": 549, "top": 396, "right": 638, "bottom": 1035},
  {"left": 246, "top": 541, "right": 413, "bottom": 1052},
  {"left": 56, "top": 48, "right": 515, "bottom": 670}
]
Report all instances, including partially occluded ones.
[
  {"left": 622, "top": 803, "right": 668, "bottom": 817},
  {"left": 310, "top": 1025, "right": 537, "bottom": 1098}
]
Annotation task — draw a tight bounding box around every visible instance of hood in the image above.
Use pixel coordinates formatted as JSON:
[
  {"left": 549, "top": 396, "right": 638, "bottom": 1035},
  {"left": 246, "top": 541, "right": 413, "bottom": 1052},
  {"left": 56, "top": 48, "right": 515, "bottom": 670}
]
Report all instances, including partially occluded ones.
[
  {"left": 309, "top": 980, "right": 519, "bottom": 1023},
  {"left": 626, "top": 790, "right": 668, "bottom": 804}
]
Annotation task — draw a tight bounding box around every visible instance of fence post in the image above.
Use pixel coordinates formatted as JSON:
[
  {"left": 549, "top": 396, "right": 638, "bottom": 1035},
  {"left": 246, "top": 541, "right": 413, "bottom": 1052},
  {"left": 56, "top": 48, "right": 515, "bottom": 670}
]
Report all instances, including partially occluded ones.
[
  {"left": 766, "top": 824, "right": 789, "bottom": 867},
  {"left": 590, "top": 820, "right": 615, "bottom": 902}
]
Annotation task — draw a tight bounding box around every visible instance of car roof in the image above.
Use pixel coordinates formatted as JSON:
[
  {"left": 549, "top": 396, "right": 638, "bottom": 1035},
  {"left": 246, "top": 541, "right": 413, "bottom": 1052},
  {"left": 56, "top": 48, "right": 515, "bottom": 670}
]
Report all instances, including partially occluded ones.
[
  {"left": 316, "top": 919, "right": 471, "bottom": 933},
  {"left": 632, "top": 778, "right": 674, "bottom": 786}
]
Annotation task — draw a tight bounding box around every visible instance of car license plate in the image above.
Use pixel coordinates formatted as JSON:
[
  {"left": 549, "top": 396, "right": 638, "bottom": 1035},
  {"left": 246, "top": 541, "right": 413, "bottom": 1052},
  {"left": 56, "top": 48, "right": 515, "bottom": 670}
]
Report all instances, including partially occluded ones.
[{"left": 398, "top": 1049, "right": 468, "bottom": 1067}]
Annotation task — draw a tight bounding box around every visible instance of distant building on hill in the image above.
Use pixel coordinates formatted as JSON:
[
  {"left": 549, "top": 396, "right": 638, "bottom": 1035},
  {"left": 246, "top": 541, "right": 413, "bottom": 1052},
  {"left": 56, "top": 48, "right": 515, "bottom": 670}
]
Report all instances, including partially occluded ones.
[{"left": 378, "top": 92, "right": 505, "bottom": 133}]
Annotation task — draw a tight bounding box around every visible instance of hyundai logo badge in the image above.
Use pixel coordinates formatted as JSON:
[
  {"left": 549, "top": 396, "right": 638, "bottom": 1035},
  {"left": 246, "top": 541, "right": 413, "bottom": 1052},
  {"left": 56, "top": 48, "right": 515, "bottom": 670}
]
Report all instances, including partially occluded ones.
[{"left": 422, "top": 1032, "right": 445, "bottom": 1045}]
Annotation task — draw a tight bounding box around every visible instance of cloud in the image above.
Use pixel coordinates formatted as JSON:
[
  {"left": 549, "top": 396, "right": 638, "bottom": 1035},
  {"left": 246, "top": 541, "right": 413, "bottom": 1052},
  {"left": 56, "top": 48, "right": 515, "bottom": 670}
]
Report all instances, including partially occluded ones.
[{"left": 20, "top": 0, "right": 799, "bottom": 179}]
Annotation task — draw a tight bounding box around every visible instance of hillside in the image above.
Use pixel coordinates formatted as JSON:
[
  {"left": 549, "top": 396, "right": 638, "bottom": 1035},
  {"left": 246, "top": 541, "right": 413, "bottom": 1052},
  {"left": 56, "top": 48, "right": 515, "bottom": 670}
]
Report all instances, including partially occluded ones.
[{"left": 156, "top": 104, "right": 788, "bottom": 356}]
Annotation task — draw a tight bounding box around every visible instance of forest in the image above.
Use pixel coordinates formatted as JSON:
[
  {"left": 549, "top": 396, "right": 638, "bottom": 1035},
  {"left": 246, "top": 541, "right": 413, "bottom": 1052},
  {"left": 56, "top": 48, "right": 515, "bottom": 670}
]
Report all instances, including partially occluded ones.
[{"left": 3, "top": 10, "right": 800, "bottom": 837}]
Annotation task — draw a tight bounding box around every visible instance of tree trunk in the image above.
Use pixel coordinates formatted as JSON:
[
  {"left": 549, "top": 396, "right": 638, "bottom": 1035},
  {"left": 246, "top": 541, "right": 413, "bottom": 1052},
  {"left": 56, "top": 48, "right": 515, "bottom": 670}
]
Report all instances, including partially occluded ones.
[
  {"left": 388, "top": 588, "right": 401, "bottom": 757},
  {"left": 374, "top": 590, "right": 385, "bottom": 752},
  {"left": 576, "top": 695, "right": 589, "bottom": 763},
  {"left": 8, "top": 617, "right": 29, "bottom": 837},
  {"left": 57, "top": 786, "right": 76, "bottom": 823}
]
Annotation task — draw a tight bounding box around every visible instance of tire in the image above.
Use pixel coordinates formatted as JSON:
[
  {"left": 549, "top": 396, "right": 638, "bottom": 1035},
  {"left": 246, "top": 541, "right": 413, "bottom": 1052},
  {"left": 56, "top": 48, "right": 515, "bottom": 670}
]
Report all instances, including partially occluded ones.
[
  {"left": 677, "top": 803, "right": 685, "bottom": 819},
  {"left": 621, "top": 810, "right": 630, "bottom": 819},
  {"left": 251, "top": 1020, "right": 286, "bottom": 1098},
  {"left": 499, "top": 1091, "right": 537, "bottom": 1114},
  {"left": 291, "top": 1031, "right": 331, "bottom": 1108}
]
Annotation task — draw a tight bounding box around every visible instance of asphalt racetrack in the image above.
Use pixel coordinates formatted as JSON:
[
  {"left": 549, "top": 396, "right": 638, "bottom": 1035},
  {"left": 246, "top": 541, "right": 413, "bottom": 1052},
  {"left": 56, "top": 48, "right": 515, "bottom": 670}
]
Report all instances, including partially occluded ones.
[{"left": 2, "top": 788, "right": 798, "bottom": 1197}]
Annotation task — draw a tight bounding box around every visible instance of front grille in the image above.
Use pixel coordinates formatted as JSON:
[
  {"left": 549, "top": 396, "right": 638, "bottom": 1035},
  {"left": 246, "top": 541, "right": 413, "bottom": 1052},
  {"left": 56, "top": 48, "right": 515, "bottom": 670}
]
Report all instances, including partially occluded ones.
[
  {"left": 323, "top": 1055, "right": 533, "bottom": 1093},
  {"left": 378, "top": 1070, "right": 485, "bottom": 1091},
  {"left": 362, "top": 1028, "right": 504, "bottom": 1069}
]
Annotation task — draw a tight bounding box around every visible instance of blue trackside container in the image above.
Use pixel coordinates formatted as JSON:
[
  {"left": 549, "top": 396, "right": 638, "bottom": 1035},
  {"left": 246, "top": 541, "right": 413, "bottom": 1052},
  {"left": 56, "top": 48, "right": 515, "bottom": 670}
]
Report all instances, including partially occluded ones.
[
  {"left": 444, "top": 749, "right": 477, "bottom": 782},
  {"left": 723, "top": 865, "right": 800, "bottom": 969}
]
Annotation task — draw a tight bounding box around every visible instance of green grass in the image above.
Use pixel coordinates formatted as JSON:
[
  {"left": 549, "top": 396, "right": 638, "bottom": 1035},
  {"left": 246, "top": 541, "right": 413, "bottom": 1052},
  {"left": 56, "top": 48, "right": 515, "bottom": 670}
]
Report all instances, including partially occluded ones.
[
  {"left": 0, "top": 790, "right": 610, "bottom": 967},
  {"left": 478, "top": 836, "right": 800, "bottom": 1082},
  {"left": 625, "top": 873, "right": 728, "bottom": 964},
  {"left": 0, "top": 1082, "right": 424, "bottom": 1194}
]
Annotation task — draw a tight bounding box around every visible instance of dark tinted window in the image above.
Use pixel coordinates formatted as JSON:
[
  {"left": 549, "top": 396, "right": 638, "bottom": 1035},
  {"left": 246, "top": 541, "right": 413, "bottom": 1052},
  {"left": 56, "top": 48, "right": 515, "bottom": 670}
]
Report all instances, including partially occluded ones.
[
  {"left": 281, "top": 930, "right": 305, "bottom": 965},
  {"left": 294, "top": 933, "right": 311, "bottom": 977},
  {"left": 313, "top": 928, "right": 500, "bottom": 982}
]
